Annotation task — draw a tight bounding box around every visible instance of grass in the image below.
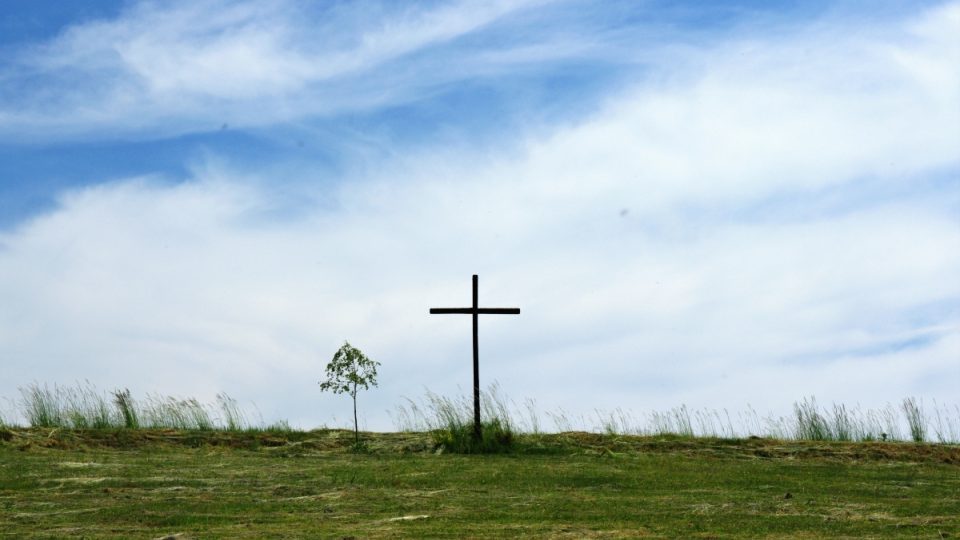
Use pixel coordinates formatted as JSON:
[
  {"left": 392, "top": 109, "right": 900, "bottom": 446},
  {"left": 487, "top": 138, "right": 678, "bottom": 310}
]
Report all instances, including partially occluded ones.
[
  {"left": 111, "top": 389, "right": 138, "bottom": 429},
  {"left": 496, "top": 393, "right": 960, "bottom": 444},
  {"left": 9, "top": 383, "right": 960, "bottom": 446},
  {"left": 903, "top": 397, "right": 927, "bottom": 443},
  {"left": 14, "top": 382, "right": 290, "bottom": 433},
  {"left": 3, "top": 384, "right": 959, "bottom": 536},
  {"left": 794, "top": 396, "right": 832, "bottom": 441},
  {"left": 1, "top": 428, "right": 958, "bottom": 538},
  {"left": 393, "top": 384, "right": 516, "bottom": 453},
  {"left": 393, "top": 387, "right": 960, "bottom": 445},
  {"left": 933, "top": 401, "right": 960, "bottom": 444}
]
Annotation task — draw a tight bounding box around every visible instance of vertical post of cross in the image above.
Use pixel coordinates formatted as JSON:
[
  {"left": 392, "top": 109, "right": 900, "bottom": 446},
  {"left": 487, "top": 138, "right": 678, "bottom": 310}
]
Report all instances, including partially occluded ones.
[
  {"left": 471, "top": 274, "right": 480, "bottom": 441},
  {"left": 430, "top": 274, "right": 520, "bottom": 442}
]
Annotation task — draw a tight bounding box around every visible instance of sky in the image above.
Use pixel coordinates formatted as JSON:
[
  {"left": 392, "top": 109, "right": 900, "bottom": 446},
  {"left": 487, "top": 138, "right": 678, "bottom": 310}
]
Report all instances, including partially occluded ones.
[{"left": 0, "top": 0, "right": 958, "bottom": 431}]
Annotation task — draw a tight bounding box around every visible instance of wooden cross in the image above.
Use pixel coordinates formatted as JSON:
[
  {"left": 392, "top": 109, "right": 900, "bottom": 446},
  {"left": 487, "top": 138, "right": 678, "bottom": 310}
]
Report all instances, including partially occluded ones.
[{"left": 430, "top": 274, "right": 520, "bottom": 441}]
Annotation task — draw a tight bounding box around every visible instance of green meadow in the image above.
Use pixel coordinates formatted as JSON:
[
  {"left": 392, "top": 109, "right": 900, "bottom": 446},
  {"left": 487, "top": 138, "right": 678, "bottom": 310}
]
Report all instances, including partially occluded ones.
[
  {"left": 2, "top": 428, "right": 959, "bottom": 539},
  {"left": 2, "top": 384, "right": 958, "bottom": 537}
]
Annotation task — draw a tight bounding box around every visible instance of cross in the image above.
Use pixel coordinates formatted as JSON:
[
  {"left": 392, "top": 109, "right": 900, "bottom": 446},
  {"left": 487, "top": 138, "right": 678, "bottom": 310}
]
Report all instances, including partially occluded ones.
[{"left": 430, "top": 274, "right": 520, "bottom": 441}]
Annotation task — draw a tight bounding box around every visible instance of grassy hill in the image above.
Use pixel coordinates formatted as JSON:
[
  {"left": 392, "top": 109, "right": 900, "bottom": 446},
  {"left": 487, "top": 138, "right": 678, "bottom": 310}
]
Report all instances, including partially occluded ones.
[{"left": 2, "top": 428, "right": 958, "bottom": 538}]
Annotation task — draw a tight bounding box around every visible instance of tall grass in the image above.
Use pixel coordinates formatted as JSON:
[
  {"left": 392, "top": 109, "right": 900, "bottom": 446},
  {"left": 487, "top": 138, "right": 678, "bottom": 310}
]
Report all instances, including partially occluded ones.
[
  {"left": 829, "top": 404, "right": 854, "bottom": 441},
  {"left": 393, "top": 389, "right": 959, "bottom": 444},
  {"left": 794, "top": 397, "right": 832, "bottom": 441},
  {"left": 14, "top": 382, "right": 285, "bottom": 432},
  {"left": 20, "top": 384, "right": 54, "bottom": 428},
  {"left": 9, "top": 382, "right": 959, "bottom": 444},
  {"left": 932, "top": 401, "right": 960, "bottom": 443},
  {"left": 393, "top": 384, "right": 515, "bottom": 453},
  {"left": 138, "top": 395, "right": 214, "bottom": 430},
  {"left": 112, "top": 389, "right": 139, "bottom": 429},
  {"left": 651, "top": 405, "right": 695, "bottom": 437},
  {"left": 521, "top": 398, "right": 542, "bottom": 435},
  {"left": 65, "top": 385, "right": 113, "bottom": 429},
  {"left": 902, "top": 397, "right": 926, "bottom": 442},
  {"left": 217, "top": 393, "right": 247, "bottom": 431}
]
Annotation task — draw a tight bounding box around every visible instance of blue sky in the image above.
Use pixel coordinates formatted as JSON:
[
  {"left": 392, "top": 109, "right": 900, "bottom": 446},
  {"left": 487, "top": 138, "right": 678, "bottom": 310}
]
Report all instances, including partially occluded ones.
[{"left": 1, "top": 0, "right": 958, "bottom": 430}]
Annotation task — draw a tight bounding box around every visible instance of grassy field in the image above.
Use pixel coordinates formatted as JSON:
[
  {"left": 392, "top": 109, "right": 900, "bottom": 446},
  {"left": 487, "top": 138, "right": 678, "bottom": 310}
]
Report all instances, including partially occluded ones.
[{"left": 2, "top": 428, "right": 958, "bottom": 538}]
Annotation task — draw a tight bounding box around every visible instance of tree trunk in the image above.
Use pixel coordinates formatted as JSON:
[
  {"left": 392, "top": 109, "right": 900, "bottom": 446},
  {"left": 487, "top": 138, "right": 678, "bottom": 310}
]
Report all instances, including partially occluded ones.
[{"left": 352, "top": 382, "right": 358, "bottom": 445}]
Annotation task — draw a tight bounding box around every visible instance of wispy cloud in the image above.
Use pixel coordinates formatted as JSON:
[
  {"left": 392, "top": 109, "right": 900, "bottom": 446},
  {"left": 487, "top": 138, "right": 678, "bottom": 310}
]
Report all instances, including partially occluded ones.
[{"left": 0, "top": 0, "right": 572, "bottom": 140}]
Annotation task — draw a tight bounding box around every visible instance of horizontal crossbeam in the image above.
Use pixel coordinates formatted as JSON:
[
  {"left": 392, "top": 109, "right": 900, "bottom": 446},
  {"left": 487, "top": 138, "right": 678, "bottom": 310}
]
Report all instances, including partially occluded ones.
[{"left": 430, "top": 307, "right": 520, "bottom": 314}]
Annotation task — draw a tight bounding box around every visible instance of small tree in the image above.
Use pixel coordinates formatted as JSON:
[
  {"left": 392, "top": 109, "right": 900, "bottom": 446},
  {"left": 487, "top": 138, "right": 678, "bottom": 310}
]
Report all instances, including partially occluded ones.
[{"left": 319, "top": 341, "right": 380, "bottom": 444}]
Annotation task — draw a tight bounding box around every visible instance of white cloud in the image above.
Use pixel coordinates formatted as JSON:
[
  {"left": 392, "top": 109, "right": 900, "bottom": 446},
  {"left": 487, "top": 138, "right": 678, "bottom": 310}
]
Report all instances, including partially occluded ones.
[{"left": 1, "top": 2, "right": 958, "bottom": 430}]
